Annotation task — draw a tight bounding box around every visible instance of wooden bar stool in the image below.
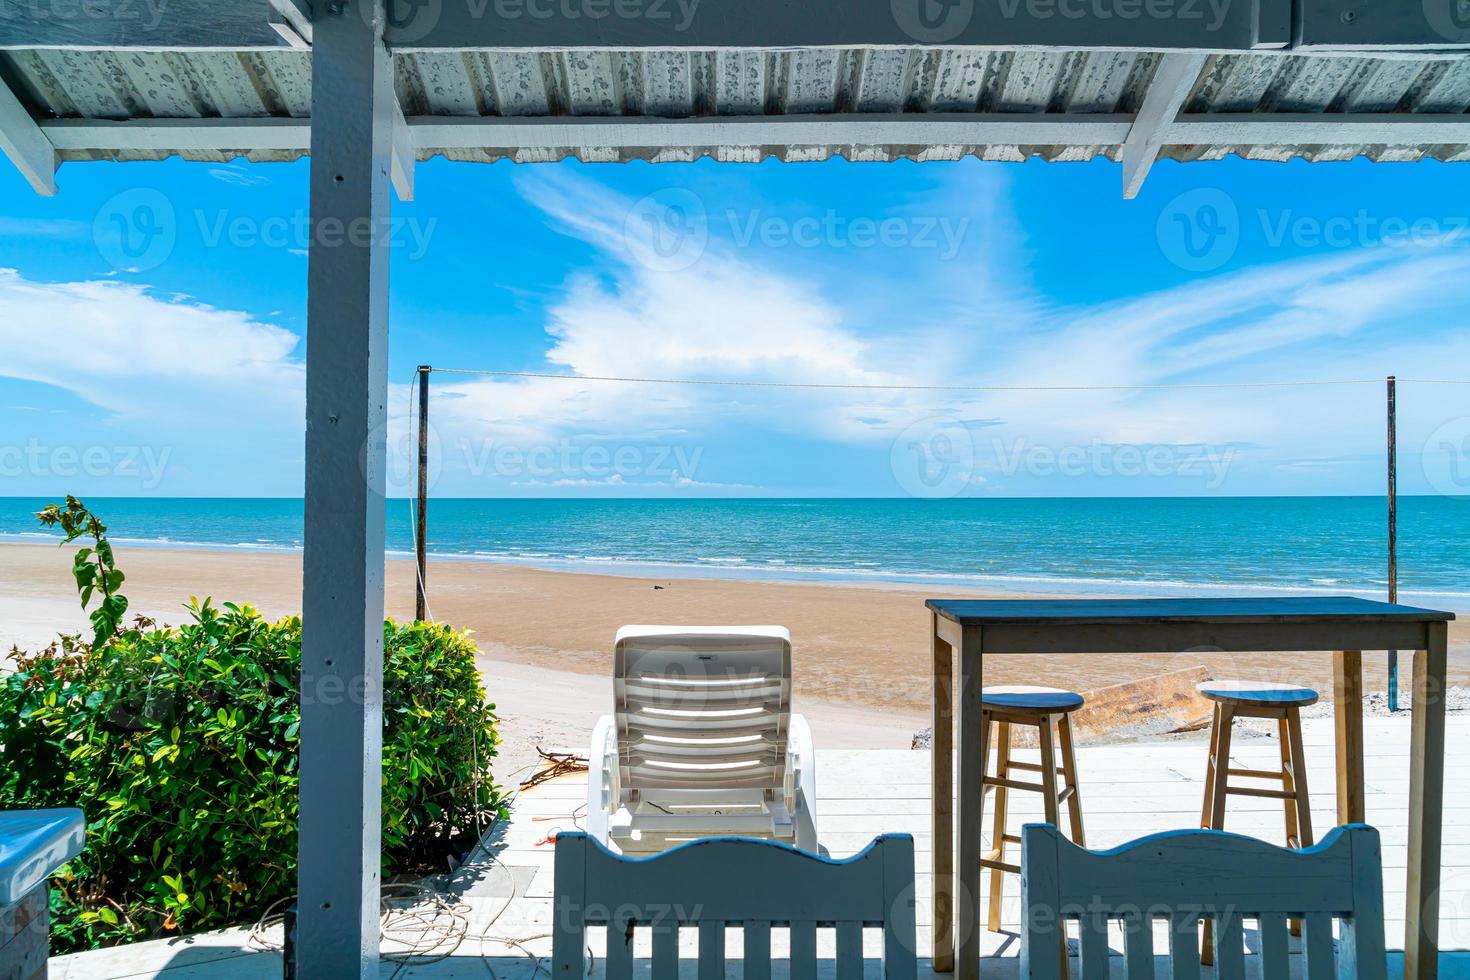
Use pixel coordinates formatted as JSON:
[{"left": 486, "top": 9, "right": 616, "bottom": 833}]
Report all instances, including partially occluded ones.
[
  {"left": 1197, "top": 679, "right": 1319, "bottom": 963},
  {"left": 981, "top": 685, "right": 1086, "bottom": 933}
]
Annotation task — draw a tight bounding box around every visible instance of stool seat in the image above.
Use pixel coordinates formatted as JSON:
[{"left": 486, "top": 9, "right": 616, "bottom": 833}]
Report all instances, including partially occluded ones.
[
  {"left": 1196, "top": 680, "right": 1315, "bottom": 965},
  {"left": 982, "top": 685, "right": 1085, "bottom": 713},
  {"left": 980, "top": 689, "right": 1086, "bottom": 934},
  {"left": 1197, "top": 680, "right": 1319, "bottom": 707}
]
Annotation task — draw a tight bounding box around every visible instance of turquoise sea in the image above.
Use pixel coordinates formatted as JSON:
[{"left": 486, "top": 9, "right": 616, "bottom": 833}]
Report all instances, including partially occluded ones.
[{"left": 2, "top": 496, "right": 1466, "bottom": 611}]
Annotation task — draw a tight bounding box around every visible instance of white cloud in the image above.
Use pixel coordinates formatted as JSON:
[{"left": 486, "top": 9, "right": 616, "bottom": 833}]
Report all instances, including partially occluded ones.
[
  {"left": 404, "top": 170, "right": 1007, "bottom": 473},
  {"left": 0, "top": 268, "right": 304, "bottom": 427},
  {"left": 208, "top": 167, "right": 270, "bottom": 188},
  {"left": 391, "top": 170, "right": 1470, "bottom": 496}
]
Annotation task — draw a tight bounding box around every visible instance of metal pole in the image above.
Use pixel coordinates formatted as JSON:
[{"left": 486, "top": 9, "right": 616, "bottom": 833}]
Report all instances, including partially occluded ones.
[
  {"left": 1387, "top": 374, "right": 1399, "bottom": 712},
  {"left": 416, "top": 365, "right": 430, "bottom": 622}
]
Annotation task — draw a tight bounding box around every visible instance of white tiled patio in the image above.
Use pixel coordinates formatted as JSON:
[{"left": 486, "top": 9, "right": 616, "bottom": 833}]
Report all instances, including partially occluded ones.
[{"left": 50, "top": 715, "right": 1470, "bottom": 979}]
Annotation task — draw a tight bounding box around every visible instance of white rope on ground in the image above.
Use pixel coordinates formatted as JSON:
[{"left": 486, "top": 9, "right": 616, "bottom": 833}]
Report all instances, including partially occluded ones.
[{"left": 249, "top": 756, "right": 597, "bottom": 976}]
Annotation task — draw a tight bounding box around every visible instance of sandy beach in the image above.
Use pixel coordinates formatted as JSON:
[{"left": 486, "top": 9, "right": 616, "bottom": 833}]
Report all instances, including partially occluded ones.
[{"left": 4, "top": 540, "right": 1466, "bottom": 782}]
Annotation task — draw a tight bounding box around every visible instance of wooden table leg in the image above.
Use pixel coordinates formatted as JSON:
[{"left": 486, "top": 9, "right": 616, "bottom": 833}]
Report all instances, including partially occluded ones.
[
  {"left": 931, "top": 612, "right": 955, "bottom": 973},
  {"left": 957, "top": 626, "right": 983, "bottom": 980},
  {"left": 1406, "top": 623, "right": 1448, "bottom": 980},
  {"left": 1333, "top": 650, "right": 1366, "bottom": 824}
]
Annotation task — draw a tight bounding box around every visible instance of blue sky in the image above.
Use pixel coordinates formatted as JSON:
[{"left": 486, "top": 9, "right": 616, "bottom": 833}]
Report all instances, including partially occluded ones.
[{"left": 1, "top": 152, "right": 1469, "bottom": 498}]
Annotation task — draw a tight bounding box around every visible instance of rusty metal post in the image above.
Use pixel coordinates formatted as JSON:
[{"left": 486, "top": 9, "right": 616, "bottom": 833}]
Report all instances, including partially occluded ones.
[
  {"left": 416, "top": 365, "right": 430, "bottom": 622},
  {"left": 1387, "top": 375, "right": 1398, "bottom": 712}
]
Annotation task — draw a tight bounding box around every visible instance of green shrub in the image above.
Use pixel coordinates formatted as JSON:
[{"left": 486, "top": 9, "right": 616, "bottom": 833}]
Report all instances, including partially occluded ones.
[{"left": 1, "top": 597, "right": 501, "bottom": 952}]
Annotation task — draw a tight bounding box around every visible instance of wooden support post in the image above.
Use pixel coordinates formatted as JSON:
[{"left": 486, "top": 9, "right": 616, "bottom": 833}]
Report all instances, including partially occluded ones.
[
  {"left": 1334, "top": 650, "right": 1365, "bottom": 824},
  {"left": 415, "top": 365, "right": 430, "bottom": 622},
  {"left": 956, "top": 625, "right": 982, "bottom": 980},
  {"left": 298, "top": 0, "right": 393, "bottom": 975},
  {"left": 1405, "top": 621, "right": 1448, "bottom": 980},
  {"left": 930, "top": 612, "right": 954, "bottom": 972},
  {"left": 1387, "top": 375, "right": 1399, "bottom": 711}
]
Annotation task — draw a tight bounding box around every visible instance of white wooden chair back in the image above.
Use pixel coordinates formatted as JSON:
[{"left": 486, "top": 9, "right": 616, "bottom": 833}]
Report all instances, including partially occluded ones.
[
  {"left": 613, "top": 625, "right": 792, "bottom": 804},
  {"left": 1021, "top": 823, "right": 1387, "bottom": 980},
  {"left": 552, "top": 831, "right": 917, "bottom": 980}
]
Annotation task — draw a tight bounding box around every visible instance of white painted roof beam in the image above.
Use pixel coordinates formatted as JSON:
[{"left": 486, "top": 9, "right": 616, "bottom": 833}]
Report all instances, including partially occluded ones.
[
  {"left": 390, "top": 91, "right": 414, "bottom": 203},
  {"left": 37, "top": 112, "right": 1470, "bottom": 158},
  {"left": 0, "top": 79, "right": 56, "bottom": 195},
  {"left": 1120, "top": 53, "right": 1209, "bottom": 199}
]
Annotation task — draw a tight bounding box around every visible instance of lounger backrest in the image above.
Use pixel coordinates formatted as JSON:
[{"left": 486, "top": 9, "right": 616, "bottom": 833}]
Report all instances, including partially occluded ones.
[
  {"left": 1020, "top": 823, "right": 1387, "bottom": 980},
  {"left": 552, "top": 831, "right": 917, "bottom": 980},
  {"left": 613, "top": 626, "right": 792, "bottom": 801}
]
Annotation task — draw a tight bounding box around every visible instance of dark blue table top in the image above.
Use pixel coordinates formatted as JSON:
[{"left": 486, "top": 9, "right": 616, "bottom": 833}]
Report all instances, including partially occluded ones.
[{"left": 926, "top": 596, "right": 1455, "bottom": 625}]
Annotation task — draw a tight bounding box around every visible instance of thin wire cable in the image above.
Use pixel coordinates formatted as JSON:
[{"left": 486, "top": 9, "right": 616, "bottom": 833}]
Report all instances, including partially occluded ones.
[{"left": 425, "top": 367, "right": 1443, "bottom": 393}]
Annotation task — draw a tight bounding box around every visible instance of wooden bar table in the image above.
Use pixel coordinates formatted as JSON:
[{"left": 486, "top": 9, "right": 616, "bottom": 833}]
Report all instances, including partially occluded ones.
[{"left": 925, "top": 596, "right": 1454, "bottom": 980}]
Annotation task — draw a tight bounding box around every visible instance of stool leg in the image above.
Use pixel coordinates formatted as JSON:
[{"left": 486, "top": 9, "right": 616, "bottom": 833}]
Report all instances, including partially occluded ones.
[
  {"left": 986, "top": 721, "right": 1011, "bottom": 933},
  {"left": 1201, "top": 704, "right": 1234, "bottom": 967},
  {"left": 1286, "top": 709, "right": 1314, "bottom": 848},
  {"left": 1207, "top": 704, "right": 1234, "bottom": 831},
  {"left": 981, "top": 709, "right": 993, "bottom": 800},
  {"left": 1281, "top": 708, "right": 1314, "bottom": 938},
  {"left": 1036, "top": 715, "right": 1070, "bottom": 968},
  {"left": 1278, "top": 717, "right": 1302, "bottom": 849},
  {"left": 1037, "top": 715, "right": 1061, "bottom": 827},
  {"left": 1057, "top": 712, "right": 1085, "bottom": 847},
  {"left": 1200, "top": 703, "right": 1221, "bottom": 829}
]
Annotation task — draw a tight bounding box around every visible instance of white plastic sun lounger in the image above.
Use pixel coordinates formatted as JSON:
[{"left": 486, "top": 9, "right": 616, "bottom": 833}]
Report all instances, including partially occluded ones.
[{"left": 586, "top": 625, "right": 818, "bottom": 854}]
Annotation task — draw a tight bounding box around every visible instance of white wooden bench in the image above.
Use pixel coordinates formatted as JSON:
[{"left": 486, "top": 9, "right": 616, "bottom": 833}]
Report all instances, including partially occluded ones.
[
  {"left": 552, "top": 831, "right": 916, "bottom": 979},
  {"left": 1020, "top": 822, "right": 1387, "bottom": 980}
]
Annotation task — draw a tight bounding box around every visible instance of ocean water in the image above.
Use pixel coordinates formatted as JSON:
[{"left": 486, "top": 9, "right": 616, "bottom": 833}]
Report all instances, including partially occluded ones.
[{"left": 2, "top": 496, "right": 1466, "bottom": 611}]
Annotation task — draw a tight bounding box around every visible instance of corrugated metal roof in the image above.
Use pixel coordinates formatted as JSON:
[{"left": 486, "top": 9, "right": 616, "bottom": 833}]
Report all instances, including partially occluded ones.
[{"left": 4, "top": 46, "right": 1470, "bottom": 166}]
